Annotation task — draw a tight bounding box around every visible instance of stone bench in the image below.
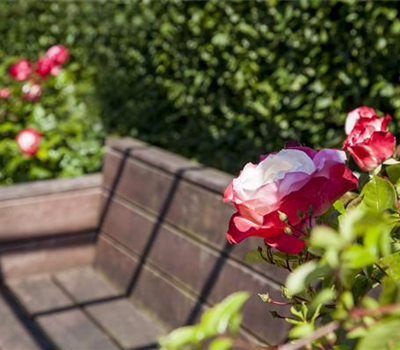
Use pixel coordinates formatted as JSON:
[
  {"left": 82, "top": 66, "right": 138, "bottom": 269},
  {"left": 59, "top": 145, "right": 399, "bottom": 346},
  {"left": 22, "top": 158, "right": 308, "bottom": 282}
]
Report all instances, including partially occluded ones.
[{"left": 0, "top": 137, "right": 289, "bottom": 349}]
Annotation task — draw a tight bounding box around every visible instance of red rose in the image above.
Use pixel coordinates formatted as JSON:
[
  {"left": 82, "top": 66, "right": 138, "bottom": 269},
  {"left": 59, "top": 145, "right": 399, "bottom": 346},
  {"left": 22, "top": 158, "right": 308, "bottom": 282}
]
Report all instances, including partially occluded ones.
[
  {"left": 0, "top": 88, "right": 11, "bottom": 99},
  {"left": 224, "top": 147, "right": 358, "bottom": 254},
  {"left": 21, "top": 82, "right": 42, "bottom": 102},
  {"left": 16, "top": 128, "right": 41, "bottom": 155},
  {"left": 35, "top": 56, "right": 55, "bottom": 79},
  {"left": 9, "top": 59, "right": 32, "bottom": 81},
  {"left": 343, "top": 107, "right": 395, "bottom": 172},
  {"left": 45, "top": 45, "right": 69, "bottom": 65}
]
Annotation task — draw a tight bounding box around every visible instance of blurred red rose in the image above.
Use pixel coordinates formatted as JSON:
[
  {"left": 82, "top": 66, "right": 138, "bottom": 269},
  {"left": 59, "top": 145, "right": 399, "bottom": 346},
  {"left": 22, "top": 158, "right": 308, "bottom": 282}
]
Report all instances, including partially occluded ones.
[
  {"left": 35, "top": 56, "right": 55, "bottom": 79},
  {"left": 224, "top": 146, "right": 358, "bottom": 254},
  {"left": 343, "top": 107, "right": 395, "bottom": 172},
  {"left": 0, "top": 88, "right": 11, "bottom": 99},
  {"left": 16, "top": 128, "right": 41, "bottom": 155},
  {"left": 21, "top": 82, "right": 42, "bottom": 102},
  {"left": 45, "top": 45, "right": 69, "bottom": 65},
  {"left": 9, "top": 59, "right": 32, "bottom": 81}
]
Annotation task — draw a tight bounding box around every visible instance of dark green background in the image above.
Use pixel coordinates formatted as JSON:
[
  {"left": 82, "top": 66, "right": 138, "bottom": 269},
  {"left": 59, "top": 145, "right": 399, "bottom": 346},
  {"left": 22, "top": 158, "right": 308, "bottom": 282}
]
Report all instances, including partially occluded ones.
[{"left": 1, "top": 0, "right": 400, "bottom": 174}]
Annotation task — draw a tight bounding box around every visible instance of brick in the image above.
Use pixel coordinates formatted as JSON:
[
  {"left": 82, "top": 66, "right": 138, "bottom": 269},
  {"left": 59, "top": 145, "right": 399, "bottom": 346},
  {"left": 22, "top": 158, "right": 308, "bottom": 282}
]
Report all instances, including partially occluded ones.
[
  {"left": 95, "top": 236, "right": 289, "bottom": 344},
  {"left": 0, "top": 189, "right": 101, "bottom": 241},
  {"left": 95, "top": 236, "right": 200, "bottom": 329},
  {"left": 0, "top": 174, "right": 102, "bottom": 201},
  {"left": 0, "top": 233, "right": 96, "bottom": 279},
  {"left": 101, "top": 152, "right": 286, "bottom": 284}
]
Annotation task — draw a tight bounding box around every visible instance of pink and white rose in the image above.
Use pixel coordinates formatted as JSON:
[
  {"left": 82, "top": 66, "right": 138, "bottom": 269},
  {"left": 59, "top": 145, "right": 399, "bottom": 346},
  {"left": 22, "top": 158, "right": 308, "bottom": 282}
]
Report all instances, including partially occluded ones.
[
  {"left": 16, "top": 128, "right": 41, "bottom": 155},
  {"left": 224, "top": 146, "right": 358, "bottom": 254}
]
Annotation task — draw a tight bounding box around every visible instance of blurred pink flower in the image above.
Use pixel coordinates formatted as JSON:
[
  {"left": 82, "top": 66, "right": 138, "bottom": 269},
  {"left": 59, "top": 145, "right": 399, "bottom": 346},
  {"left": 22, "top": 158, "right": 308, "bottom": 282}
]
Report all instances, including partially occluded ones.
[
  {"left": 9, "top": 59, "right": 32, "bottom": 81},
  {"left": 46, "top": 45, "right": 69, "bottom": 65},
  {"left": 35, "top": 56, "right": 55, "bottom": 79},
  {"left": 0, "top": 88, "right": 11, "bottom": 99},
  {"left": 21, "top": 82, "right": 42, "bottom": 102},
  {"left": 16, "top": 127, "right": 41, "bottom": 155}
]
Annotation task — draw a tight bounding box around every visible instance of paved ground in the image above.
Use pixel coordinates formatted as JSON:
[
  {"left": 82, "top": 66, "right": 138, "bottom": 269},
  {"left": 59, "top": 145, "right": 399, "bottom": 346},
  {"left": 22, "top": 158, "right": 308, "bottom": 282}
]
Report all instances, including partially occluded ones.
[{"left": 0, "top": 266, "right": 164, "bottom": 350}]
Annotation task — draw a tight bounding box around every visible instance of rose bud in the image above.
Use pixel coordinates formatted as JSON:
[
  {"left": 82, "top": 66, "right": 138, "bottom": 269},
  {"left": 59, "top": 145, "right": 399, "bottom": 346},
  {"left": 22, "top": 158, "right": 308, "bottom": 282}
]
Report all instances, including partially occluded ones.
[
  {"left": 343, "top": 107, "right": 396, "bottom": 172},
  {"left": 45, "top": 45, "right": 69, "bottom": 65},
  {"left": 9, "top": 59, "right": 32, "bottom": 81},
  {"left": 16, "top": 127, "right": 41, "bottom": 156},
  {"left": 35, "top": 56, "right": 55, "bottom": 79},
  {"left": 0, "top": 88, "right": 11, "bottom": 99},
  {"left": 21, "top": 82, "right": 42, "bottom": 102},
  {"left": 224, "top": 146, "right": 358, "bottom": 254}
]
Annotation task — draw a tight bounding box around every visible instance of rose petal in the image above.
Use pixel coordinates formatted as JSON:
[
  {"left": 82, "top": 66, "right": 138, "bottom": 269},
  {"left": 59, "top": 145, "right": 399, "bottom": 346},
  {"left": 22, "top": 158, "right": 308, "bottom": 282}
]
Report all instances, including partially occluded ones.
[
  {"left": 264, "top": 234, "right": 305, "bottom": 254},
  {"left": 366, "top": 131, "right": 395, "bottom": 163}
]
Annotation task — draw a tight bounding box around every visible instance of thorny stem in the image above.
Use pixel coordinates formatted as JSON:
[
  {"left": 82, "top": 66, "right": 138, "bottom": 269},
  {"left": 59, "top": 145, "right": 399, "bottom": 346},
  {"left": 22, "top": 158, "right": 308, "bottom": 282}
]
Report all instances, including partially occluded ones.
[
  {"left": 258, "top": 247, "right": 273, "bottom": 264},
  {"left": 286, "top": 258, "right": 292, "bottom": 272},
  {"left": 375, "top": 263, "right": 388, "bottom": 276},
  {"left": 360, "top": 269, "right": 381, "bottom": 284}
]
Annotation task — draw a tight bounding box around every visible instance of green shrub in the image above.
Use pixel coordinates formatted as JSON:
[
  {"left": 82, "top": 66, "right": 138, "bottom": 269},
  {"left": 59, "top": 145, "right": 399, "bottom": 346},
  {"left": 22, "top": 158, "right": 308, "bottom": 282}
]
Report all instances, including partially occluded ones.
[
  {"left": 2, "top": 0, "right": 400, "bottom": 176},
  {"left": 0, "top": 54, "right": 104, "bottom": 185}
]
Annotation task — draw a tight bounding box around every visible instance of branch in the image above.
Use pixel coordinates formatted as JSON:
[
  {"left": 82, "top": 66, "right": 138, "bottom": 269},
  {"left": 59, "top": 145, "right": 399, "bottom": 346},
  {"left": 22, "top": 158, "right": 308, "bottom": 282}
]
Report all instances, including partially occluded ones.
[{"left": 278, "top": 321, "right": 340, "bottom": 350}]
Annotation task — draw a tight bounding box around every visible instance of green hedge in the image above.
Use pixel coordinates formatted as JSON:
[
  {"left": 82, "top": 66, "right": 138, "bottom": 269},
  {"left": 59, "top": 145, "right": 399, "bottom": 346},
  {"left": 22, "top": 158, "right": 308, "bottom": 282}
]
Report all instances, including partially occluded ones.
[{"left": 2, "top": 0, "right": 400, "bottom": 175}]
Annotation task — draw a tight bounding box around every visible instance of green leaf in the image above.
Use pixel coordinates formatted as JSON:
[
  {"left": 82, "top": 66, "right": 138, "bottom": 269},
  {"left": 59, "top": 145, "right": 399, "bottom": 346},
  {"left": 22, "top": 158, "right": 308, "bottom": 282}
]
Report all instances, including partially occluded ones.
[
  {"left": 289, "top": 323, "right": 314, "bottom": 339},
  {"left": 208, "top": 338, "right": 233, "bottom": 350},
  {"left": 286, "top": 261, "right": 330, "bottom": 295},
  {"left": 342, "top": 245, "right": 376, "bottom": 269},
  {"left": 386, "top": 164, "right": 400, "bottom": 184},
  {"left": 310, "top": 226, "right": 344, "bottom": 250},
  {"left": 361, "top": 176, "right": 397, "bottom": 213},
  {"left": 356, "top": 319, "right": 400, "bottom": 350},
  {"left": 200, "top": 292, "right": 249, "bottom": 336},
  {"left": 352, "top": 274, "right": 374, "bottom": 302},
  {"left": 243, "top": 249, "right": 264, "bottom": 263},
  {"left": 158, "top": 326, "right": 199, "bottom": 350},
  {"left": 381, "top": 252, "right": 400, "bottom": 283},
  {"left": 380, "top": 276, "right": 400, "bottom": 305},
  {"left": 310, "top": 288, "right": 336, "bottom": 311},
  {"left": 334, "top": 199, "right": 346, "bottom": 214}
]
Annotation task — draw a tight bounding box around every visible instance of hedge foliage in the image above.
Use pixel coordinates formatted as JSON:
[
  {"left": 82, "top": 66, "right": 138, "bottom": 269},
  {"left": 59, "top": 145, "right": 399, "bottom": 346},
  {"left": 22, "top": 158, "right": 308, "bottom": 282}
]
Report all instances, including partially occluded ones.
[{"left": 2, "top": 0, "right": 400, "bottom": 175}]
